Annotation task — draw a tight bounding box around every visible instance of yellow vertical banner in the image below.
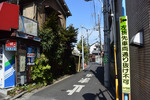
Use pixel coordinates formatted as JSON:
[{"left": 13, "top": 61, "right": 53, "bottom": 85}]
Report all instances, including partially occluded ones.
[{"left": 119, "top": 16, "right": 131, "bottom": 94}]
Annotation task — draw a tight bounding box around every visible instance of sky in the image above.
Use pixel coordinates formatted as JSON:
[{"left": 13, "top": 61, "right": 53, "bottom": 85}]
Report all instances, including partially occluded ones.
[{"left": 65, "top": 0, "right": 104, "bottom": 45}]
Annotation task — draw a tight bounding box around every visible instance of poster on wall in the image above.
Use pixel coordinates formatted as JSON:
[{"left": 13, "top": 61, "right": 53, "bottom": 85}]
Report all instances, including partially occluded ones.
[
  {"left": 19, "top": 55, "right": 26, "bottom": 72},
  {"left": 27, "top": 47, "right": 36, "bottom": 65}
]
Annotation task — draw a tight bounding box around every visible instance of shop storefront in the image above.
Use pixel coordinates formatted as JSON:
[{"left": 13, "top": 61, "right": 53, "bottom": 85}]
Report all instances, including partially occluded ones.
[{"left": 0, "top": 2, "right": 40, "bottom": 88}]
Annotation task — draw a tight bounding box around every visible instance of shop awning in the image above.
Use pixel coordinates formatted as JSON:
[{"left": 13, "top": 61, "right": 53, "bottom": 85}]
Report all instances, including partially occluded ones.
[{"left": 0, "top": 2, "right": 19, "bottom": 31}]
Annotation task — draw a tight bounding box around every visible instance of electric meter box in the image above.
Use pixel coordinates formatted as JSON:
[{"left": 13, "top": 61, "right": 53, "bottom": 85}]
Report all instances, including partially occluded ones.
[{"left": 0, "top": 45, "right": 15, "bottom": 88}]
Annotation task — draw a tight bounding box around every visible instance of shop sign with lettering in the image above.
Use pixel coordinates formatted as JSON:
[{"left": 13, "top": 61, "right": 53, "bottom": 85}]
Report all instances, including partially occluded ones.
[{"left": 5, "top": 40, "right": 17, "bottom": 51}]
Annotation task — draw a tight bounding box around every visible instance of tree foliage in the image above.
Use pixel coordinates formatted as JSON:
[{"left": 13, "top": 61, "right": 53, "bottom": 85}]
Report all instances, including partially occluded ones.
[
  {"left": 77, "top": 38, "right": 88, "bottom": 64},
  {"left": 77, "top": 37, "right": 88, "bottom": 56},
  {"left": 39, "top": 13, "right": 78, "bottom": 78},
  {"left": 31, "top": 54, "right": 52, "bottom": 85}
]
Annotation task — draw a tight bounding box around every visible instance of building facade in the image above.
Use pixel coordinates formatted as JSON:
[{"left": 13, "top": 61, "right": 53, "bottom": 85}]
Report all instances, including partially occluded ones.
[
  {"left": 20, "top": 0, "right": 71, "bottom": 29},
  {"left": 0, "top": 0, "right": 71, "bottom": 88},
  {"left": 89, "top": 41, "right": 103, "bottom": 63}
]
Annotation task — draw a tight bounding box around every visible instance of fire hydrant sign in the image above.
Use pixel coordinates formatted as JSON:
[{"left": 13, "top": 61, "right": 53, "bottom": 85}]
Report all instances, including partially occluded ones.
[
  {"left": 119, "top": 16, "right": 131, "bottom": 94},
  {"left": 5, "top": 40, "right": 17, "bottom": 51}
]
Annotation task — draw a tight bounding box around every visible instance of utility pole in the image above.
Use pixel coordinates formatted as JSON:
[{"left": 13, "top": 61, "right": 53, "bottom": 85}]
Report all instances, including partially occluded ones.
[
  {"left": 98, "top": 12, "right": 102, "bottom": 65},
  {"left": 81, "top": 25, "right": 84, "bottom": 70},
  {"left": 103, "top": 0, "right": 110, "bottom": 87},
  {"left": 93, "top": 0, "right": 97, "bottom": 26},
  {"left": 86, "top": 29, "right": 89, "bottom": 54},
  {"left": 98, "top": 12, "right": 101, "bottom": 52},
  {"left": 86, "top": 29, "right": 89, "bottom": 64}
]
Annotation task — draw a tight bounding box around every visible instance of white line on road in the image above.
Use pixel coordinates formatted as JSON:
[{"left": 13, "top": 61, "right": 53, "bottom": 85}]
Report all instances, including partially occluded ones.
[
  {"left": 66, "top": 85, "right": 85, "bottom": 95},
  {"left": 78, "top": 78, "right": 91, "bottom": 83},
  {"left": 86, "top": 74, "right": 93, "bottom": 77},
  {"left": 75, "top": 85, "right": 85, "bottom": 92}
]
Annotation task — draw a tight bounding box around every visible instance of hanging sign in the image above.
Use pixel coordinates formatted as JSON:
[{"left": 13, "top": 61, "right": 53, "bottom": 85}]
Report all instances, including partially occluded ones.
[
  {"left": 120, "top": 16, "right": 131, "bottom": 94},
  {"left": 5, "top": 40, "right": 17, "bottom": 51}
]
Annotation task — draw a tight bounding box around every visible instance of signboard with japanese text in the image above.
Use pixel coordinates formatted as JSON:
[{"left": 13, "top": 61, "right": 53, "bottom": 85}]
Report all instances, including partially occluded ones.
[
  {"left": 119, "top": 16, "right": 131, "bottom": 94},
  {"left": 5, "top": 40, "right": 17, "bottom": 51},
  {"left": 27, "top": 47, "right": 36, "bottom": 65},
  {"left": 18, "top": 16, "right": 38, "bottom": 36}
]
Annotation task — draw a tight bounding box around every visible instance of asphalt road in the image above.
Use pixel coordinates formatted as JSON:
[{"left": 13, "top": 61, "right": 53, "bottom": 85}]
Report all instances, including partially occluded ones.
[
  {"left": 0, "top": 94, "right": 3, "bottom": 100},
  {"left": 18, "top": 63, "right": 115, "bottom": 100}
]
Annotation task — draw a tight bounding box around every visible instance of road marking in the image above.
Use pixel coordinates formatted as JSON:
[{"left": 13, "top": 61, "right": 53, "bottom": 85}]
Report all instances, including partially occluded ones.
[
  {"left": 67, "top": 85, "right": 85, "bottom": 95},
  {"left": 78, "top": 78, "right": 91, "bottom": 83},
  {"left": 86, "top": 74, "right": 93, "bottom": 77},
  {"left": 75, "top": 85, "right": 85, "bottom": 92}
]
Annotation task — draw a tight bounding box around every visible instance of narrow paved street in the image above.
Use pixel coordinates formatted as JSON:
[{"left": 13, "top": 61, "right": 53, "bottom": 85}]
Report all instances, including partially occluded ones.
[{"left": 17, "top": 63, "right": 115, "bottom": 100}]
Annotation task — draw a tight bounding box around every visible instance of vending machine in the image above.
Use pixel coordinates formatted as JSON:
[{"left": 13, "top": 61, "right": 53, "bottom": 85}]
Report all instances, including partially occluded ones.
[{"left": 0, "top": 45, "right": 15, "bottom": 88}]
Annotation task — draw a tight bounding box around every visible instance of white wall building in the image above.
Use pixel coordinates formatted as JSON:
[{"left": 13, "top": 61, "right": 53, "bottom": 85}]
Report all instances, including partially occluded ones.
[{"left": 89, "top": 41, "right": 102, "bottom": 55}]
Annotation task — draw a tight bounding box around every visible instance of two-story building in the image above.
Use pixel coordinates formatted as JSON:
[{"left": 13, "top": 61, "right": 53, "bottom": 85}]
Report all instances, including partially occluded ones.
[
  {"left": 89, "top": 41, "right": 103, "bottom": 63},
  {"left": 0, "top": 0, "right": 71, "bottom": 88}
]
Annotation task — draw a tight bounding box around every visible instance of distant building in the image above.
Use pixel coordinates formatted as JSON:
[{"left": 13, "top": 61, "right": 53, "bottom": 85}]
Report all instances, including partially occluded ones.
[
  {"left": 89, "top": 41, "right": 103, "bottom": 63},
  {"left": 89, "top": 41, "right": 103, "bottom": 55}
]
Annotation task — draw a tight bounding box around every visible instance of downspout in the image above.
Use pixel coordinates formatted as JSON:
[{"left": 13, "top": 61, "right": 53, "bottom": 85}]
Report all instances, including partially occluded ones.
[
  {"left": 112, "top": 0, "right": 119, "bottom": 100},
  {"left": 112, "top": 0, "right": 117, "bottom": 50}
]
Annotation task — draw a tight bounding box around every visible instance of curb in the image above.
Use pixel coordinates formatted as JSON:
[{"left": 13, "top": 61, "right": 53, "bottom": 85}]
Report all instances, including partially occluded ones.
[{"left": 6, "top": 75, "right": 73, "bottom": 100}]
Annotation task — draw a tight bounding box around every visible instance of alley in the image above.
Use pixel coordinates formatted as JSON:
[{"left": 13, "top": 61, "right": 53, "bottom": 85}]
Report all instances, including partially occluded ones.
[{"left": 16, "top": 63, "right": 115, "bottom": 100}]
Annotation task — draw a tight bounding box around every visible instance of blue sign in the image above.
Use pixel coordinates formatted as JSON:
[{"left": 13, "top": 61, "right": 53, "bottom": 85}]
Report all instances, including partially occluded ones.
[
  {"left": 27, "top": 47, "right": 35, "bottom": 65},
  {"left": 6, "top": 47, "right": 17, "bottom": 51}
]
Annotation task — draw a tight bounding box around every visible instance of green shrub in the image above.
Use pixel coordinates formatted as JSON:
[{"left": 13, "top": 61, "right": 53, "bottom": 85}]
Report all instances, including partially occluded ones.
[{"left": 31, "top": 54, "right": 53, "bottom": 85}]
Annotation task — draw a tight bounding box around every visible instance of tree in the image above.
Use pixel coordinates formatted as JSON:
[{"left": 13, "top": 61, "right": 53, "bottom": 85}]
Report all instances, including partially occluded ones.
[
  {"left": 77, "top": 37, "right": 88, "bottom": 56},
  {"left": 39, "top": 13, "right": 78, "bottom": 77},
  {"left": 77, "top": 37, "right": 88, "bottom": 64}
]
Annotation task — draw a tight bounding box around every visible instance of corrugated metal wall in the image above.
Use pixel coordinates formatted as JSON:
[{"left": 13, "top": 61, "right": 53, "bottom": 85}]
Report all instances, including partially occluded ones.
[{"left": 115, "top": 0, "right": 150, "bottom": 99}]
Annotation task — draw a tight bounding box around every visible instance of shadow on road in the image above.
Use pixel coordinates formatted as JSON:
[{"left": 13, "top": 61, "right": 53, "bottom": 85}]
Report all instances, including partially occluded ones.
[
  {"left": 83, "top": 63, "right": 115, "bottom": 100},
  {"left": 83, "top": 89, "right": 115, "bottom": 100},
  {"left": 90, "top": 65, "right": 104, "bottom": 85}
]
